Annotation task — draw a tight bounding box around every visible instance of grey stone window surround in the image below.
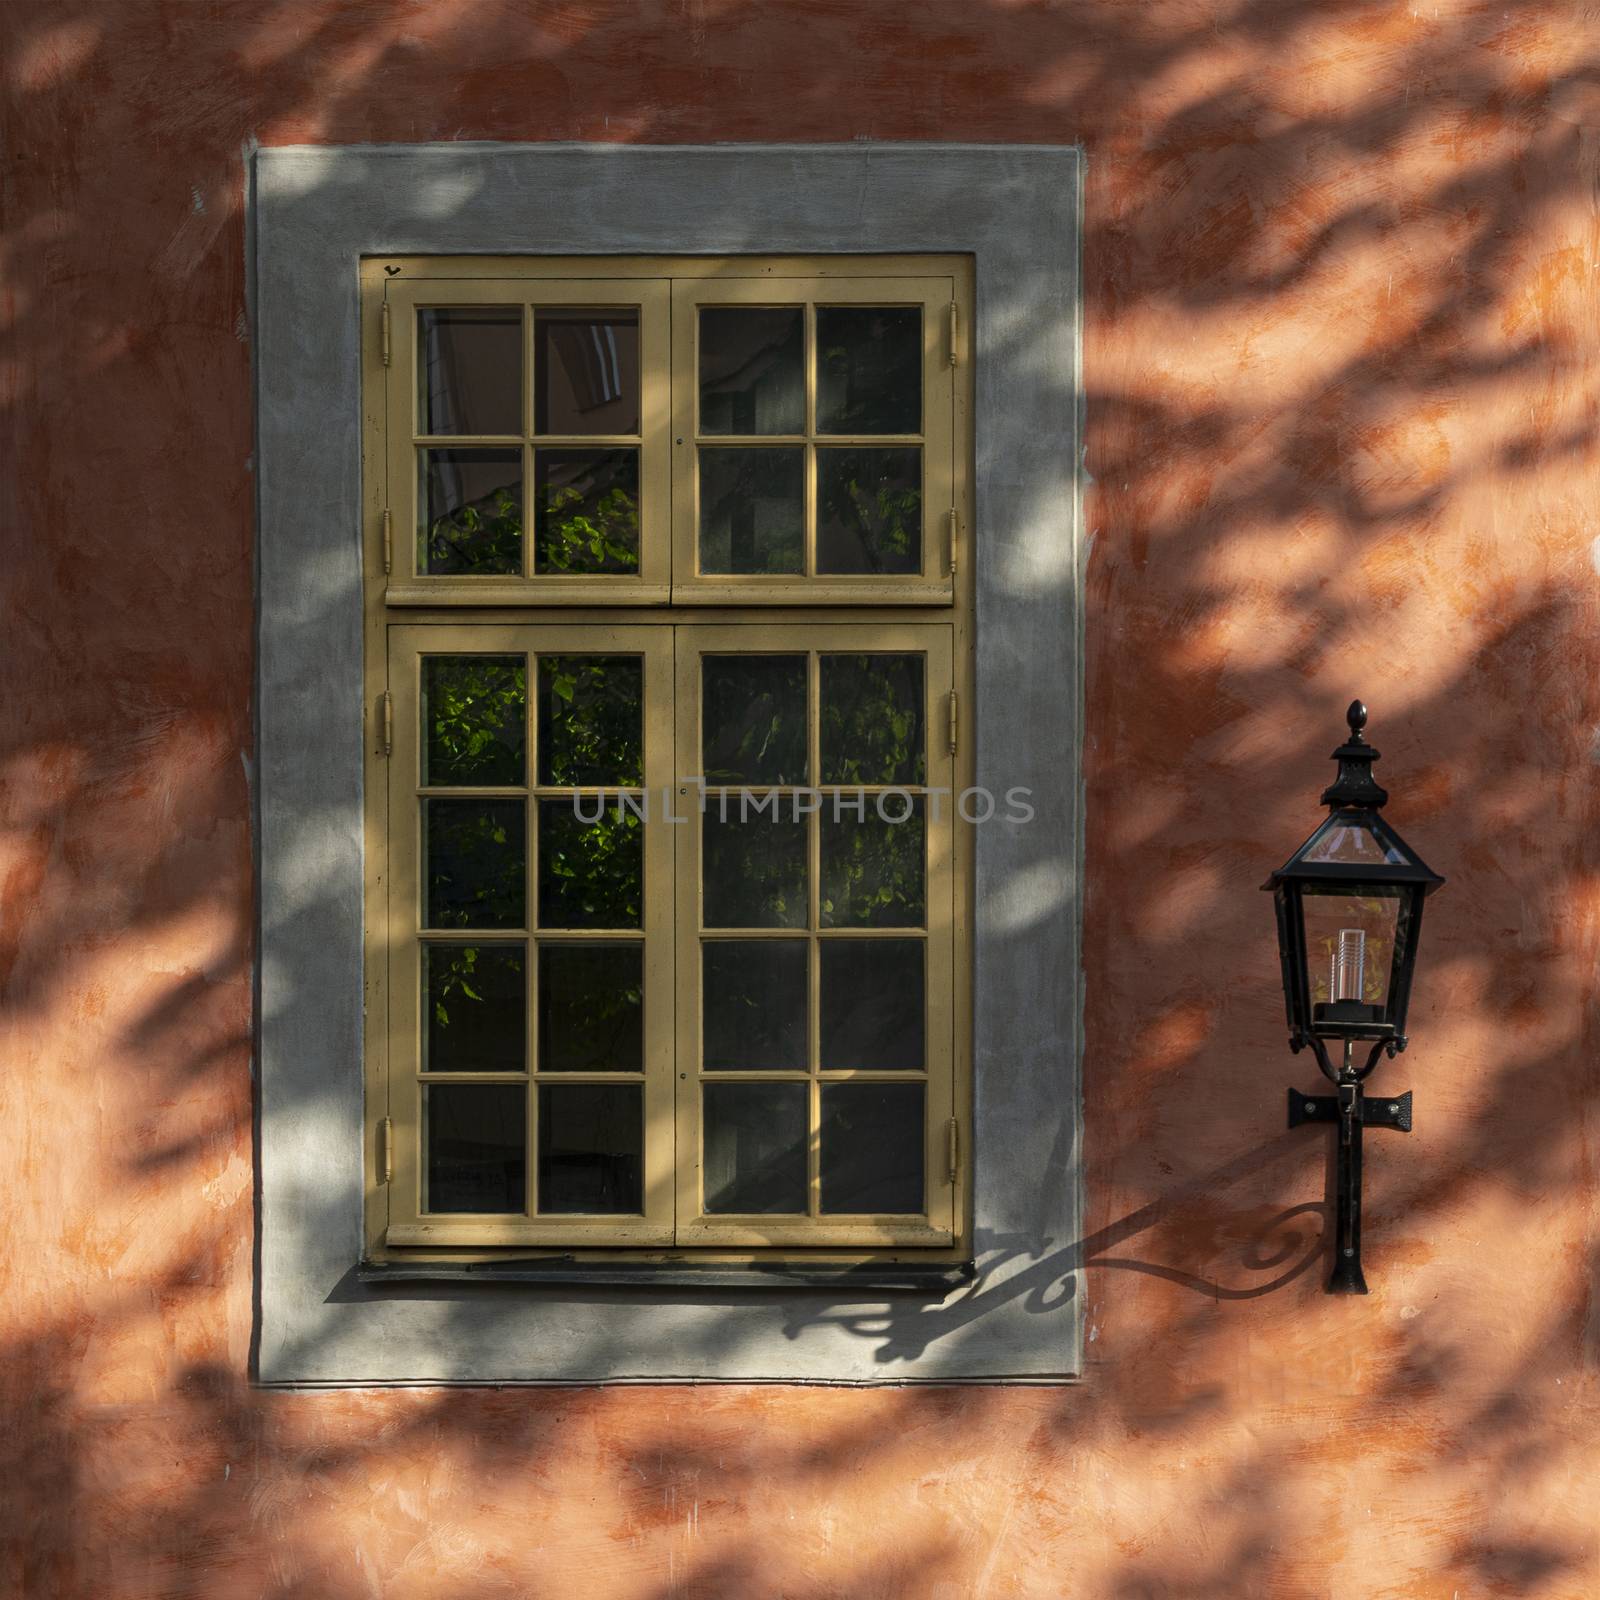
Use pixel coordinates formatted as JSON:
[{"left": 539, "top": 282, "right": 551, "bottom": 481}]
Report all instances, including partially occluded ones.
[{"left": 254, "top": 142, "right": 1083, "bottom": 1384}]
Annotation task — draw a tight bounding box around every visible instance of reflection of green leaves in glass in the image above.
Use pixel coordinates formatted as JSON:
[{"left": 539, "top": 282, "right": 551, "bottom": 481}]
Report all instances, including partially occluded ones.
[
  {"left": 816, "top": 307, "right": 922, "bottom": 434},
  {"left": 817, "top": 447, "right": 921, "bottom": 574},
  {"left": 702, "top": 657, "right": 807, "bottom": 785},
  {"left": 702, "top": 810, "right": 807, "bottom": 929},
  {"left": 821, "top": 805, "right": 925, "bottom": 927},
  {"left": 538, "top": 802, "right": 643, "bottom": 928},
  {"left": 425, "top": 799, "right": 526, "bottom": 929},
  {"left": 425, "top": 943, "right": 526, "bottom": 1073},
  {"left": 538, "top": 656, "right": 643, "bottom": 785},
  {"left": 539, "top": 943, "right": 643, "bottom": 1071},
  {"left": 820, "top": 655, "right": 924, "bottom": 785},
  {"left": 422, "top": 483, "right": 523, "bottom": 575},
  {"left": 535, "top": 450, "right": 640, "bottom": 574},
  {"left": 425, "top": 656, "right": 526, "bottom": 786}
]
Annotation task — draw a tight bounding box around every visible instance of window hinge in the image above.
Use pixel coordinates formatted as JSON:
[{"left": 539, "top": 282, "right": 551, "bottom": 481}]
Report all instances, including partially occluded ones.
[
  {"left": 381, "top": 507, "right": 392, "bottom": 574},
  {"left": 379, "top": 690, "right": 393, "bottom": 756},
  {"left": 378, "top": 1117, "right": 392, "bottom": 1185},
  {"left": 946, "top": 1119, "right": 960, "bottom": 1184},
  {"left": 947, "top": 690, "right": 959, "bottom": 756},
  {"left": 946, "top": 301, "right": 960, "bottom": 367},
  {"left": 946, "top": 508, "right": 960, "bottom": 578},
  {"left": 380, "top": 300, "right": 391, "bottom": 367}
]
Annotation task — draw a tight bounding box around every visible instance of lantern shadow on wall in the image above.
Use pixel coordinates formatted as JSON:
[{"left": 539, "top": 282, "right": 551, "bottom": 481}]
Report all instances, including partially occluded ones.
[{"left": 1265, "top": 701, "right": 1445, "bottom": 1294}]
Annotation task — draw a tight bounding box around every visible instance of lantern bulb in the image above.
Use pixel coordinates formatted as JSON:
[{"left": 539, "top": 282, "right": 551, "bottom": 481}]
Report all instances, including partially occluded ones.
[{"left": 1331, "top": 928, "right": 1366, "bottom": 1003}]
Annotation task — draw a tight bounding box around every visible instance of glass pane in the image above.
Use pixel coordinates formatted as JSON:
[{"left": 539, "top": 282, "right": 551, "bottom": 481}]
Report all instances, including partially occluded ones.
[
  {"left": 534, "top": 309, "right": 639, "bottom": 436},
  {"left": 425, "top": 1084, "right": 525, "bottom": 1213},
  {"left": 816, "top": 306, "right": 921, "bottom": 434},
  {"left": 537, "top": 656, "right": 643, "bottom": 786},
  {"left": 418, "top": 448, "right": 523, "bottom": 576},
  {"left": 424, "top": 943, "right": 526, "bottom": 1074},
  {"left": 698, "top": 307, "right": 804, "bottom": 435},
  {"left": 1303, "top": 886, "right": 1404, "bottom": 1024},
  {"left": 820, "top": 1082, "right": 924, "bottom": 1214},
  {"left": 424, "top": 798, "right": 525, "bottom": 929},
  {"left": 821, "top": 800, "right": 925, "bottom": 928},
  {"left": 538, "top": 1084, "right": 642, "bottom": 1213},
  {"left": 820, "top": 939, "right": 924, "bottom": 1070},
  {"left": 698, "top": 448, "right": 804, "bottom": 575},
  {"left": 702, "top": 808, "right": 807, "bottom": 929},
  {"left": 820, "top": 655, "right": 925, "bottom": 785},
  {"left": 703, "top": 940, "right": 807, "bottom": 1071},
  {"left": 816, "top": 447, "right": 922, "bottom": 574},
  {"left": 702, "top": 655, "right": 807, "bottom": 785},
  {"left": 1302, "top": 815, "right": 1410, "bottom": 866},
  {"left": 538, "top": 943, "right": 642, "bottom": 1072},
  {"left": 703, "top": 1082, "right": 808, "bottom": 1214},
  {"left": 423, "top": 656, "right": 526, "bottom": 787},
  {"left": 537, "top": 801, "right": 642, "bottom": 929},
  {"left": 534, "top": 448, "right": 639, "bottom": 574},
  {"left": 418, "top": 307, "right": 522, "bottom": 436}
]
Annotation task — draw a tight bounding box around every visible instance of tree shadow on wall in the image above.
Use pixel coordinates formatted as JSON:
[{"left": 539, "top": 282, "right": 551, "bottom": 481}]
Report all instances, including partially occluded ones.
[{"left": 3, "top": 0, "right": 1599, "bottom": 1596}]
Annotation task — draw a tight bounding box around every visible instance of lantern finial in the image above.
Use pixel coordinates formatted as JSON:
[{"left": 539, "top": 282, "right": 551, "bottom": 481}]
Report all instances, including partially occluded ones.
[{"left": 1321, "top": 697, "right": 1388, "bottom": 809}]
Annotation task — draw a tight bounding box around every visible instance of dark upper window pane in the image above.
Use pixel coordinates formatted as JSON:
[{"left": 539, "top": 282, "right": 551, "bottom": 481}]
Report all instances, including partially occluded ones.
[
  {"left": 418, "top": 448, "right": 523, "bottom": 576},
  {"left": 702, "top": 940, "right": 807, "bottom": 1070},
  {"left": 534, "top": 309, "right": 640, "bottom": 436},
  {"left": 821, "top": 801, "right": 925, "bottom": 929},
  {"left": 820, "top": 939, "right": 924, "bottom": 1070},
  {"left": 701, "top": 810, "right": 808, "bottom": 930},
  {"left": 537, "top": 656, "right": 643, "bottom": 786},
  {"left": 816, "top": 307, "right": 921, "bottom": 435},
  {"left": 698, "top": 307, "right": 804, "bottom": 435},
  {"left": 538, "top": 942, "right": 643, "bottom": 1072},
  {"left": 537, "top": 802, "right": 642, "bottom": 930},
  {"left": 424, "top": 943, "right": 526, "bottom": 1074},
  {"left": 418, "top": 307, "right": 523, "bottom": 436},
  {"left": 816, "top": 447, "right": 921, "bottom": 574},
  {"left": 424, "top": 799, "right": 525, "bottom": 930},
  {"left": 820, "top": 655, "right": 925, "bottom": 785},
  {"left": 423, "top": 656, "right": 526, "bottom": 787},
  {"left": 698, "top": 447, "right": 805, "bottom": 575},
  {"left": 702, "top": 656, "right": 807, "bottom": 785},
  {"left": 534, "top": 448, "right": 639, "bottom": 574}
]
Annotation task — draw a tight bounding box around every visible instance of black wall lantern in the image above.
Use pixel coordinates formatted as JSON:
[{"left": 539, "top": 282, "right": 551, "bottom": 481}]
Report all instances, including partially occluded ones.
[{"left": 1266, "top": 701, "right": 1445, "bottom": 1293}]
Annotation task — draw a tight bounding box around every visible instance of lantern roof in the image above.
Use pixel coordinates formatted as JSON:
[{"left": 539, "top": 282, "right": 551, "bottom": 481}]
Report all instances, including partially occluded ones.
[{"left": 1263, "top": 700, "right": 1446, "bottom": 892}]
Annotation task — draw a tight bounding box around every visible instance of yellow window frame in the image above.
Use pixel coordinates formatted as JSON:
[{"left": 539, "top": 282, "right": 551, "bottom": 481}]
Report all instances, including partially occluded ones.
[{"left": 362, "top": 255, "right": 973, "bottom": 1261}]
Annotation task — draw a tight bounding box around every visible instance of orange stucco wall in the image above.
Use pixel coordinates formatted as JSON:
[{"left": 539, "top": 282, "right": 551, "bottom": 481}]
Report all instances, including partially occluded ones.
[{"left": 3, "top": 3, "right": 1597, "bottom": 1595}]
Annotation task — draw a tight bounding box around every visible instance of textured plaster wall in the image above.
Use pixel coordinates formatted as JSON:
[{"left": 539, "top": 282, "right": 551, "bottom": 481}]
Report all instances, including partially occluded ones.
[{"left": 2, "top": 2, "right": 1596, "bottom": 1596}]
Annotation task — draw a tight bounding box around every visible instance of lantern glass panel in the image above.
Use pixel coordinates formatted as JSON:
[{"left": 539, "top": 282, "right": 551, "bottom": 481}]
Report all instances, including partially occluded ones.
[
  {"left": 1301, "top": 814, "right": 1408, "bottom": 867},
  {"left": 1302, "top": 884, "right": 1408, "bottom": 1030}
]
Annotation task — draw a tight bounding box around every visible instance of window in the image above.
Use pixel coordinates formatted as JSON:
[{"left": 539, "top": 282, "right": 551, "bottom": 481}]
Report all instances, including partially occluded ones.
[{"left": 364, "top": 257, "right": 973, "bottom": 1257}]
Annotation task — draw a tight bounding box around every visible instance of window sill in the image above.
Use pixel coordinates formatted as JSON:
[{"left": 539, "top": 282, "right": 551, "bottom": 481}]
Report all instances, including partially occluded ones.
[{"left": 358, "top": 1255, "right": 976, "bottom": 1293}]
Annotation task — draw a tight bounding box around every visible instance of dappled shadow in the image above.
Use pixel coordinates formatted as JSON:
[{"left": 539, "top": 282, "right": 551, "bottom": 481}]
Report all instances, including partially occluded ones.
[{"left": 3, "top": 0, "right": 1598, "bottom": 1595}]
